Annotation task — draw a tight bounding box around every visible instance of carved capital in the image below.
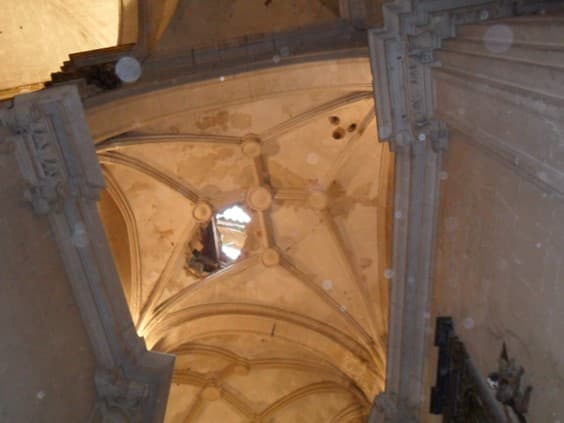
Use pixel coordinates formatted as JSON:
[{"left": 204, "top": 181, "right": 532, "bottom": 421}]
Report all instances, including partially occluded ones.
[
  {"left": 94, "top": 367, "right": 150, "bottom": 423},
  {"left": 368, "top": 0, "right": 512, "bottom": 151},
  {"left": 0, "top": 86, "right": 105, "bottom": 215}
]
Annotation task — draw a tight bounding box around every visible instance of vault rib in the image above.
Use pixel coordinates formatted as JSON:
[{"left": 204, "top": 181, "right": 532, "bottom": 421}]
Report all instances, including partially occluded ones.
[
  {"left": 96, "top": 133, "right": 242, "bottom": 152},
  {"left": 174, "top": 369, "right": 257, "bottom": 419},
  {"left": 173, "top": 369, "right": 208, "bottom": 387},
  {"left": 137, "top": 221, "right": 201, "bottom": 333},
  {"left": 173, "top": 342, "right": 366, "bottom": 390},
  {"left": 98, "top": 151, "right": 202, "bottom": 203},
  {"left": 180, "top": 390, "right": 204, "bottom": 423},
  {"left": 102, "top": 166, "right": 143, "bottom": 325},
  {"left": 321, "top": 210, "right": 383, "bottom": 345},
  {"left": 260, "top": 91, "right": 372, "bottom": 142},
  {"left": 148, "top": 302, "right": 377, "bottom": 368},
  {"left": 144, "top": 255, "right": 261, "bottom": 334},
  {"left": 259, "top": 382, "right": 368, "bottom": 420},
  {"left": 273, "top": 188, "right": 308, "bottom": 202},
  {"left": 165, "top": 328, "right": 384, "bottom": 394},
  {"left": 257, "top": 211, "right": 274, "bottom": 249},
  {"left": 279, "top": 255, "right": 377, "bottom": 350},
  {"left": 221, "top": 384, "right": 257, "bottom": 418},
  {"left": 174, "top": 342, "right": 242, "bottom": 363},
  {"left": 252, "top": 155, "right": 269, "bottom": 186},
  {"left": 330, "top": 403, "right": 367, "bottom": 423}
]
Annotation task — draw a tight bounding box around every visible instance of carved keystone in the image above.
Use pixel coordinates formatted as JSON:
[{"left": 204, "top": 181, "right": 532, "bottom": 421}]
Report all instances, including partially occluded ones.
[
  {"left": 241, "top": 134, "right": 262, "bottom": 158},
  {"left": 201, "top": 385, "right": 222, "bottom": 401},
  {"left": 246, "top": 186, "right": 272, "bottom": 211},
  {"left": 192, "top": 202, "right": 213, "bottom": 222},
  {"left": 307, "top": 191, "right": 328, "bottom": 210},
  {"left": 233, "top": 363, "right": 250, "bottom": 376}
]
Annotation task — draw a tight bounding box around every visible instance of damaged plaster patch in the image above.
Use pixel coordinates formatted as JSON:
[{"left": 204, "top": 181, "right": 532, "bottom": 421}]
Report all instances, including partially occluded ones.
[
  {"left": 195, "top": 111, "right": 252, "bottom": 131},
  {"left": 327, "top": 181, "right": 380, "bottom": 218}
]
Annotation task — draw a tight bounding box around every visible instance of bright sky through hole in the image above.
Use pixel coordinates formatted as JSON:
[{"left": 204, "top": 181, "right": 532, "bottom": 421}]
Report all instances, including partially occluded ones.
[
  {"left": 221, "top": 245, "right": 243, "bottom": 260},
  {"left": 216, "top": 205, "right": 252, "bottom": 261},
  {"left": 216, "top": 205, "right": 251, "bottom": 224}
]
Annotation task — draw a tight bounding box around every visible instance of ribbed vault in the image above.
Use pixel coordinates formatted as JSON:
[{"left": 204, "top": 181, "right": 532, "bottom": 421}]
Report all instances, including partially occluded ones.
[{"left": 95, "top": 57, "right": 393, "bottom": 422}]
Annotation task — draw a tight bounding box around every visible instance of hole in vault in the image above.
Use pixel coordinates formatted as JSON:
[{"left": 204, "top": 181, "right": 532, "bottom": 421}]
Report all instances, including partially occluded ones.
[
  {"left": 215, "top": 205, "right": 251, "bottom": 261},
  {"left": 186, "top": 205, "right": 252, "bottom": 277}
]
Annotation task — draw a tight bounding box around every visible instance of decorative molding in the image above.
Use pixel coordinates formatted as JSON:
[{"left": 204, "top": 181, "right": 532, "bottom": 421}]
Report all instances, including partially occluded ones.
[
  {"left": 142, "top": 21, "right": 367, "bottom": 76},
  {"left": 0, "top": 87, "right": 174, "bottom": 422}
]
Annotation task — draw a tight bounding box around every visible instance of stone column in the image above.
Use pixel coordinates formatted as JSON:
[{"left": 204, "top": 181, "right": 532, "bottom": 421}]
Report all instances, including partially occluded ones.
[
  {"left": 367, "top": 0, "right": 516, "bottom": 420},
  {"left": 428, "top": 11, "right": 564, "bottom": 423}
]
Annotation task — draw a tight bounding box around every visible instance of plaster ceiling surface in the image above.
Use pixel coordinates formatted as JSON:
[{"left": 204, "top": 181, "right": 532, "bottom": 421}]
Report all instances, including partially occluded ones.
[
  {"left": 154, "top": 0, "right": 340, "bottom": 55},
  {"left": 0, "top": 0, "right": 119, "bottom": 91},
  {"left": 96, "top": 57, "right": 393, "bottom": 422}
]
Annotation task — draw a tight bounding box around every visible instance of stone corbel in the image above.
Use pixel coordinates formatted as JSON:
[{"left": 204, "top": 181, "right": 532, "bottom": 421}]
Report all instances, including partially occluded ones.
[{"left": 93, "top": 367, "right": 150, "bottom": 423}]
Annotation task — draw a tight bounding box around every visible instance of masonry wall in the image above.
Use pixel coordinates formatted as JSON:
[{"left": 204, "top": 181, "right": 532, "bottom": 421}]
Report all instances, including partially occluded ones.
[
  {"left": 0, "top": 137, "right": 96, "bottom": 421},
  {"left": 424, "top": 14, "right": 564, "bottom": 423}
]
